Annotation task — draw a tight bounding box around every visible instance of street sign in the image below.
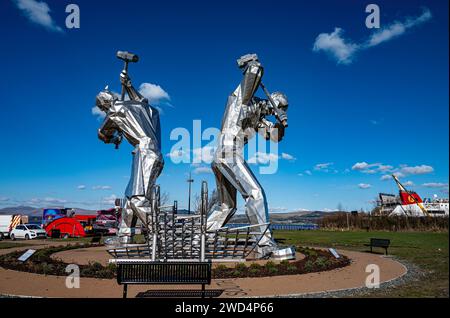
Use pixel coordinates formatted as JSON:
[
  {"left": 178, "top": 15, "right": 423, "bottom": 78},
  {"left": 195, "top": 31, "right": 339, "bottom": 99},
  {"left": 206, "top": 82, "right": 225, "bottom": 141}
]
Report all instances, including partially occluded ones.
[
  {"left": 18, "top": 249, "right": 36, "bottom": 262},
  {"left": 329, "top": 248, "right": 340, "bottom": 259}
]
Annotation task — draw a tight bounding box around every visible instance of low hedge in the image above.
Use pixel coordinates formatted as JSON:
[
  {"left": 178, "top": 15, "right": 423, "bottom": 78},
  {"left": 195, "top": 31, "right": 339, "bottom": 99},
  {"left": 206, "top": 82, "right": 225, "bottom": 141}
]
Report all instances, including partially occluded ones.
[{"left": 0, "top": 244, "right": 350, "bottom": 279}]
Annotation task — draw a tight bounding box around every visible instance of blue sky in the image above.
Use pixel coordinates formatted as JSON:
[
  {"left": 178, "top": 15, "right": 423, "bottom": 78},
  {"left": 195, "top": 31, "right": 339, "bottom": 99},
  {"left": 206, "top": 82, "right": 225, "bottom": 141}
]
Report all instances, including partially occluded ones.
[{"left": 0, "top": 0, "right": 448, "bottom": 213}]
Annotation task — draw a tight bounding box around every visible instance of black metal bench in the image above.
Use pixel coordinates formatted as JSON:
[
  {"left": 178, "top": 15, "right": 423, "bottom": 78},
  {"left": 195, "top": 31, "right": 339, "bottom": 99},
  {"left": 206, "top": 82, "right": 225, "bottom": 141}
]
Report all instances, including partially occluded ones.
[
  {"left": 364, "top": 238, "right": 391, "bottom": 255},
  {"left": 116, "top": 260, "right": 223, "bottom": 298}
]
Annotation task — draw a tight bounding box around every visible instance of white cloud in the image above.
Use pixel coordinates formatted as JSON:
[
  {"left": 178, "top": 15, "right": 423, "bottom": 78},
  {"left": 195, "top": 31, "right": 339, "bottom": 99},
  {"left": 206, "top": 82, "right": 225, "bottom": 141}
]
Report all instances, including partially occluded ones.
[
  {"left": 313, "top": 28, "right": 359, "bottom": 64},
  {"left": 313, "top": 8, "right": 432, "bottom": 64},
  {"left": 399, "top": 165, "right": 434, "bottom": 176},
  {"left": 248, "top": 152, "right": 279, "bottom": 165},
  {"left": 248, "top": 152, "right": 296, "bottom": 165},
  {"left": 358, "top": 183, "right": 372, "bottom": 189},
  {"left": 314, "top": 162, "right": 334, "bottom": 171},
  {"left": 91, "top": 106, "right": 105, "bottom": 120},
  {"left": 422, "top": 182, "right": 449, "bottom": 188},
  {"left": 192, "top": 146, "right": 216, "bottom": 164},
  {"left": 352, "top": 162, "right": 393, "bottom": 174},
  {"left": 166, "top": 148, "right": 190, "bottom": 161},
  {"left": 381, "top": 171, "right": 405, "bottom": 180},
  {"left": 29, "top": 197, "right": 67, "bottom": 205},
  {"left": 403, "top": 181, "right": 415, "bottom": 187},
  {"left": 281, "top": 152, "right": 296, "bottom": 161},
  {"left": 138, "top": 83, "right": 170, "bottom": 105},
  {"left": 0, "top": 197, "right": 10, "bottom": 202},
  {"left": 352, "top": 161, "right": 394, "bottom": 174},
  {"left": 269, "top": 206, "right": 288, "bottom": 213},
  {"left": 352, "top": 162, "right": 370, "bottom": 170},
  {"left": 323, "top": 208, "right": 339, "bottom": 212},
  {"left": 305, "top": 170, "right": 312, "bottom": 176},
  {"left": 92, "top": 185, "right": 112, "bottom": 190},
  {"left": 355, "top": 162, "right": 431, "bottom": 178},
  {"left": 377, "top": 164, "right": 394, "bottom": 172},
  {"left": 193, "top": 166, "right": 212, "bottom": 174},
  {"left": 77, "top": 185, "right": 86, "bottom": 190},
  {"left": 13, "top": 0, "right": 63, "bottom": 32},
  {"left": 102, "top": 194, "right": 117, "bottom": 205},
  {"left": 367, "top": 8, "right": 432, "bottom": 47},
  {"left": 166, "top": 146, "right": 218, "bottom": 164}
]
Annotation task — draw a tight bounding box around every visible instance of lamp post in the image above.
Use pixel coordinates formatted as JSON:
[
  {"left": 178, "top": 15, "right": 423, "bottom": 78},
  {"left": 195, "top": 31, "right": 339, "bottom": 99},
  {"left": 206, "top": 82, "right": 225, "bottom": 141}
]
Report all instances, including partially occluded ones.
[{"left": 187, "top": 172, "right": 194, "bottom": 214}]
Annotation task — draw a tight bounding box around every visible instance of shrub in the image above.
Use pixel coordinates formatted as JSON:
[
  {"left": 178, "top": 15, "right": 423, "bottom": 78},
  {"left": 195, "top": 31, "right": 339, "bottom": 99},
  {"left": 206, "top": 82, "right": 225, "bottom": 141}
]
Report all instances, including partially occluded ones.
[
  {"left": 249, "top": 268, "right": 260, "bottom": 276},
  {"left": 287, "top": 265, "right": 297, "bottom": 272},
  {"left": 90, "top": 262, "right": 103, "bottom": 271},
  {"left": 280, "top": 260, "right": 290, "bottom": 266},
  {"left": 232, "top": 270, "right": 242, "bottom": 277},
  {"left": 41, "top": 262, "right": 54, "bottom": 275},
  {"left": 249, "top": 263, "right": 262, "bottom": 270},
  {"left": 304, "top": 260, "right": 314, "bottom": 272},
  {"left": 314, "top": 257, "right": 329, "bottom": 270},
  {"left": 265, "top": 261, "right": 276, "bottom": 269},
  {"left": 215, "top": 264, "right": 227, "bottom": 271}
]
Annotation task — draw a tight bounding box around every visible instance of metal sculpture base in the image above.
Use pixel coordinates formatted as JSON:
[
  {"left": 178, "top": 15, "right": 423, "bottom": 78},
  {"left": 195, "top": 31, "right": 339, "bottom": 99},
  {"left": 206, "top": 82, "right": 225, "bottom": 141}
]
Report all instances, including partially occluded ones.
[
  {"left": 107, "top": 214, "right": 269, "bottom": 261},
  {"left": 107, "top": 182, "right": 293, "bottom": 262}
]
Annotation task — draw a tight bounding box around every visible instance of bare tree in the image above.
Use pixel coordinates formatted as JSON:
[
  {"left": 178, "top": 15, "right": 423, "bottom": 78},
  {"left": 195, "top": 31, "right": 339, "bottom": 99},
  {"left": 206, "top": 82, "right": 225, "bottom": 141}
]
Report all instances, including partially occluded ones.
[
  {"left": 208, "top": 189, "right": 219, "bottom": 211},
  {"left": 160, "top": 191, "right": 170, "bottom": 206},
  {"left": 193, "top": 189, "right": 219, "bottom": 215},
  {"left": 193, "top": 194, "right": 201, "bottom": 213}
]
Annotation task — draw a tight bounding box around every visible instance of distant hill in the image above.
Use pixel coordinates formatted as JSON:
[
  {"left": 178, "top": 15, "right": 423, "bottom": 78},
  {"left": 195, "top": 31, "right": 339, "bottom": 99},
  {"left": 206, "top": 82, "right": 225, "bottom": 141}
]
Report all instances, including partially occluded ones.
[
  {"left": 0, "top": 206, "right": 97, "bottom": 216},
  {"left": 0, "top": 206, "right": 41, "bottom": 216},
  {"left": 230, "top": 210, "right": 340, "bottom": 224}
]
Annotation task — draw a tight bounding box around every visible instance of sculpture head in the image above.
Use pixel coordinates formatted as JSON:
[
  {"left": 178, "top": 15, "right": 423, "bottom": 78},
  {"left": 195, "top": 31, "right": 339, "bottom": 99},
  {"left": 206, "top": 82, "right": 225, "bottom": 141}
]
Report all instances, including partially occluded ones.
[
  {"left": 95, "top": 87, "right": 117, "bottom": 112},
  {"left": 237, "top": 53, "right": 259, "bottom": 69},
  {"left": 270, "top": 92, "right": 288, "bottom": 113}
]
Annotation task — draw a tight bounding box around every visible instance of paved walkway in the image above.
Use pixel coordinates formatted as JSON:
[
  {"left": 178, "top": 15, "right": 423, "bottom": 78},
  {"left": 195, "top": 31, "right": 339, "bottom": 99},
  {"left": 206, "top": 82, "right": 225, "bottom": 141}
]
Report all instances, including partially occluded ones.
[{"left": 0, "top": 240, "right": 407, "bottom": 298}]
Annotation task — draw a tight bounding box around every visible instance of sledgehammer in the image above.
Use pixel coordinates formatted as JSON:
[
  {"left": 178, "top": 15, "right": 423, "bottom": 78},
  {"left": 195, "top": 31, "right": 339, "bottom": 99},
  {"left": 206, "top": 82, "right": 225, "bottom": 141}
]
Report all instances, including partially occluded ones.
[{"left": 116, "top": 50, "right": 139, "bottom": 101}]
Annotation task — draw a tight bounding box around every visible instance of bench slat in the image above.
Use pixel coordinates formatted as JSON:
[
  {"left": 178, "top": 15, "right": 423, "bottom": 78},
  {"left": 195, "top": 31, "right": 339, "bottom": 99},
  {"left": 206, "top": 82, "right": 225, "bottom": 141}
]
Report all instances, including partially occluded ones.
[
  {"left": 136, "top": 289, "right": 223, "bottom": 298},
  {"left": 370, "top": 238, "right": 390, "bottom": 247},
  {"left": 117, "top": 262, "right": 211, "bottom": 285}
]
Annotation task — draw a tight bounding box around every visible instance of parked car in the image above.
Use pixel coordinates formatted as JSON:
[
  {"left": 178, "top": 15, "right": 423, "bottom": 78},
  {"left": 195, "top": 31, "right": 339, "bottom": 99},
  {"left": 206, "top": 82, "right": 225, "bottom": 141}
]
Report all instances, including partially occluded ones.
[{"left": 10, "top": 224, "right": 47, "bottom": 240}]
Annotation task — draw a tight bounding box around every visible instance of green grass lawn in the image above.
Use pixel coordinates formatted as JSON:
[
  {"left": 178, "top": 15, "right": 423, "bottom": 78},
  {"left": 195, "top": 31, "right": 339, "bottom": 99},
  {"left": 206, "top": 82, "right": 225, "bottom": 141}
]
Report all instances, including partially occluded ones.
[{"left": 273, "top": 230, "right": 449, "bottom": 298}]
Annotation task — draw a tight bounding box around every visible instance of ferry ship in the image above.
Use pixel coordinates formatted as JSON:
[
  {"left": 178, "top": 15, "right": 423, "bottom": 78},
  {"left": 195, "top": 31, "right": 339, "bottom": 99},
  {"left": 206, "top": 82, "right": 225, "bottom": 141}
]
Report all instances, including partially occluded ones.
[{"left": 377, "top": 175, "right": 449, "bottom": 217}]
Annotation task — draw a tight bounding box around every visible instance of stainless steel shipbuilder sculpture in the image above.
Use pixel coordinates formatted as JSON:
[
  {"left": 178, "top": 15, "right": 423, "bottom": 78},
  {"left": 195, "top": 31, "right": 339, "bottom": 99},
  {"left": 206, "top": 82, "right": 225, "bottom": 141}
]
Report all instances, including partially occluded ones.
[
  {"left": 207, "top": 53, "right": 295, "bottom": 259},
  {"left": 96, "top": 51, "right": 164, "bottom": 245}
]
